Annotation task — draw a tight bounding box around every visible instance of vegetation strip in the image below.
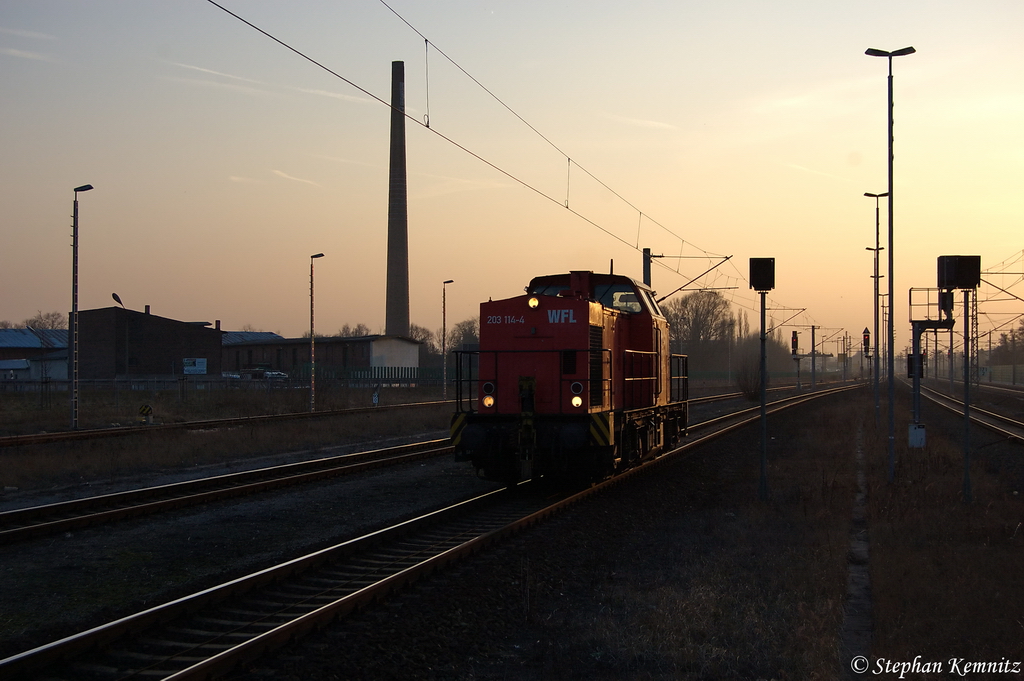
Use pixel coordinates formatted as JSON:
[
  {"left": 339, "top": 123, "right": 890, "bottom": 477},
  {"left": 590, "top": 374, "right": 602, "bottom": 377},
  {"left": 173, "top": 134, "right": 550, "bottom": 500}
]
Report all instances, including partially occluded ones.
[
  {"left": 840, "top": 427, "right": 872, "bottom": 678},
  {"left": 0, "top": 401, "right": 449, "bottom": 447}
]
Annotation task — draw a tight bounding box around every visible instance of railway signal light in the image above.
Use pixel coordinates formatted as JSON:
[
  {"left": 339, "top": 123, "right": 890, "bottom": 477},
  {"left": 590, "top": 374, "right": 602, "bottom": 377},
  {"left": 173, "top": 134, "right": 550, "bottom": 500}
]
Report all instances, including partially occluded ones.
[
  {"left": 863, "top": 328, "right": 870, "bottom": 354},
  {"left": 791, "top": 331, "right": 798, "bottom": 355}
]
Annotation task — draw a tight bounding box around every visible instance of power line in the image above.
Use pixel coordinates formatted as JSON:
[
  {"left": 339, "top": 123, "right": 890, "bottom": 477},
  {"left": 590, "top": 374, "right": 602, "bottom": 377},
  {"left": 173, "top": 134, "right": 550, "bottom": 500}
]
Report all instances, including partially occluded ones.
[
  {"left": 206, "top": 0, "right": 647, "bottom": 252},
  {"left": 376, "top": 0, "right": 707, "bottom": 254},
  {"left": 205, "top": 1, "right": 818, "bottom": 323}
]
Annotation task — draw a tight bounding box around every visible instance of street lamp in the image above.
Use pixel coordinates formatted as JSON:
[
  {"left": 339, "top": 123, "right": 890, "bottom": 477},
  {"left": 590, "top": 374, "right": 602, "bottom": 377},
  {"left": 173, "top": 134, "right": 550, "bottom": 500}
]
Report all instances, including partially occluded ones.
[
  {"left": 864, "top": 191, "right": 888, "bottom": 427},
  {"left": 309, "top": 253, "right": 325, "bottom": 412},
  {"left": 866, "top": 45, "right": 915, "bottom": 483},
  {"left": 70, "top": 184, "right": 93, "bottom": 429},
  {"left": 112, "top": 293, "right": 128, "bottom": 382},
  {"left": 442, "top": 279, "right": 454, "bottom": 401}
]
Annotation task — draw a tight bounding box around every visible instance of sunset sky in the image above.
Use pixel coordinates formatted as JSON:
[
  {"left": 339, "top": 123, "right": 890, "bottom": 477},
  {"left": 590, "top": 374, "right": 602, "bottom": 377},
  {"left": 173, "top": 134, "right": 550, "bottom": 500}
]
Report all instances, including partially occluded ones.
[{"left": 2, "top": 1, "right": 1022, "bottom": 355}]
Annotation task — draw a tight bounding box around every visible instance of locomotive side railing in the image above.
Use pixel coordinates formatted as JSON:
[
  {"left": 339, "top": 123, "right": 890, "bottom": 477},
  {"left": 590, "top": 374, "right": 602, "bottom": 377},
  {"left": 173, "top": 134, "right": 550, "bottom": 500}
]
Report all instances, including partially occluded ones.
[
  {"left": 670, "top": 354, "right": 689, "bottom": 403},
  {"left": 623, "top": 349, "right": 658, "bottom": 409}
]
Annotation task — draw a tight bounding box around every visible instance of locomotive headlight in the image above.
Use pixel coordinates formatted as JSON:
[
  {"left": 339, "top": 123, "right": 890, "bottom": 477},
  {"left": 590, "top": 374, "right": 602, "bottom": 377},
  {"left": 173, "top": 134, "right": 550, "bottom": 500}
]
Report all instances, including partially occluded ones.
[
  {"left": 571, "top": 396, "right": 583, "bottom": 408},
  {"left": 527, "top": 297, "right": 540, "bottom": 309},
  {"left": 482, "top": 395, "right": 495, "bottom": 408},
  {"left": 483, "top": 382, "right": 495, "bottom": 395},
  {"left": 570, "top": 382, "right": 584, "bottom": 395}
]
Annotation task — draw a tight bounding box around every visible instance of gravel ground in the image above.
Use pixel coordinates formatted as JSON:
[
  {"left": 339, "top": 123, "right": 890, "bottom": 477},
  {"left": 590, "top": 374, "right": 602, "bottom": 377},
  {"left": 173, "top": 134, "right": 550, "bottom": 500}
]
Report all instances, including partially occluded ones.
[
  {"left": 225, "top": 394, "right": 857, "bottom": 681},
  {"left": 224, "top": 384, "right": 1024, "bottom": 681},
  {"left": 12, "top": 386, "right": 1013, "bottom": 680}
]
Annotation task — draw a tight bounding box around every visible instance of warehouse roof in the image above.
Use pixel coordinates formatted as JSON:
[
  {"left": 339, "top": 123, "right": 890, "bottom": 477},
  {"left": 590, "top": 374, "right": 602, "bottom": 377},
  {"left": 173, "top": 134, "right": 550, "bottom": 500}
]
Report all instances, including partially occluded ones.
[
  {"left": 221, "top": 331, "right": 286, "bottom": 346},
  {"left": 0, "top": 328, "right": 67, "bottom": 349}
]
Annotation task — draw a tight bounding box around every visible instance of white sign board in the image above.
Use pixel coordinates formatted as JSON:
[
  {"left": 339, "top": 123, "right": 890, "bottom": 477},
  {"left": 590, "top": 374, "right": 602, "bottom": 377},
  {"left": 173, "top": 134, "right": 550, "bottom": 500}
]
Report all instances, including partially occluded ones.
[{"left": 183, "top": 358, "right": 208, "bottom": 375}]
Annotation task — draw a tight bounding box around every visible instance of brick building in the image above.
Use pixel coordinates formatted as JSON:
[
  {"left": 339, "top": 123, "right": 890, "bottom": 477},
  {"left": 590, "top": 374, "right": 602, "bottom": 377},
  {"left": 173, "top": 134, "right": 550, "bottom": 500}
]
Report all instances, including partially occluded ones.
[{"left": 78, "top": 307, "right": 222, "bottom": 379}]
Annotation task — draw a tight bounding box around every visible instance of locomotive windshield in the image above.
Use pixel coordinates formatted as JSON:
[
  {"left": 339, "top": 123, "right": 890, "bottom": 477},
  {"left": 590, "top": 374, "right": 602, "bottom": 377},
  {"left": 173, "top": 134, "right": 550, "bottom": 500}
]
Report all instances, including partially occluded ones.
[
  {"left": 527, "top": 276, "right": 656, "bottom": 315},
  {"left": 528, "top": 282, "right": 570, "bottom": 297},
  {"left": 595, "top": 284, "right": 642, "bottom": 313}
]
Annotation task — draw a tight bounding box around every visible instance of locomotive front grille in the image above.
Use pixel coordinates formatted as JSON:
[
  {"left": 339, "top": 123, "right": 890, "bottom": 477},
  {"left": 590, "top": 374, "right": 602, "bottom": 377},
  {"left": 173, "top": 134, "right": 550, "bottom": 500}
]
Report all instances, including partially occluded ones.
[{"left": 589, "top": 325, "right": 604, "bottom": 407}]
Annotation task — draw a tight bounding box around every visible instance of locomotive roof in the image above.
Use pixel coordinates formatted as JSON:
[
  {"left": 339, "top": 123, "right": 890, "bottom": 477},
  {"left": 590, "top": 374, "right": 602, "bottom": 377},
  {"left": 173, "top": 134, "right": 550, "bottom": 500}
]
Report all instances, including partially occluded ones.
[
  {"left": 526, "top": 271, "right": 652, "bottom": 294},
  {"left": 525, "top": 271, "right": 663, "bottom": 317}
]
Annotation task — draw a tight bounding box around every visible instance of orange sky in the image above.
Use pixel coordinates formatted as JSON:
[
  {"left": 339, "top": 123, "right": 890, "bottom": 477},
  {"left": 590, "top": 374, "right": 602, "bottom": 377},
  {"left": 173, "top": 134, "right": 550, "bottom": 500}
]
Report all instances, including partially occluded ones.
[{"left": 2, "top": 1, "right": 1022, "bottom": 355}]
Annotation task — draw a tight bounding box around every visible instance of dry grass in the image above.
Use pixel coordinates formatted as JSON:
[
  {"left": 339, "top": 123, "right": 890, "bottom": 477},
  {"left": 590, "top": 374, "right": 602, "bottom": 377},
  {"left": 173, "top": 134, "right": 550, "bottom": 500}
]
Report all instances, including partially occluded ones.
[
  {"left": 0, "top": 387, "right": 450, "bottom": 491},
  {"left": 0, "top": 384, "right": 444, "bottom": 435},
  {"left": 510, "top": 390, "right": 1024, "bottom": 679},
  {"left": 505, "top": 394, "right": 860, "bottom": 680},
  {"left": 867, "top": 400, "right": 1024, "bottom": 665}
]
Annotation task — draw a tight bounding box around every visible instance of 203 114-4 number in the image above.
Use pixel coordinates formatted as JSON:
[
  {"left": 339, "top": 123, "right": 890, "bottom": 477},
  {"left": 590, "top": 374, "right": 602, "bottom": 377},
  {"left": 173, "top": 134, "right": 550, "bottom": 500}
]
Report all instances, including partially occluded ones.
[{"left": 486, "top": 315, "right": 525, "bottom": 324}]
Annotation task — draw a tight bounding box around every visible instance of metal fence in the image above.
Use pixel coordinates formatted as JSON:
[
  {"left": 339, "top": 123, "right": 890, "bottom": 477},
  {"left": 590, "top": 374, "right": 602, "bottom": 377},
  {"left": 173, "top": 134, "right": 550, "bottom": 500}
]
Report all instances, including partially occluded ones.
[{"left": 0, "top": 366, "right": 448, "bottom": 395}]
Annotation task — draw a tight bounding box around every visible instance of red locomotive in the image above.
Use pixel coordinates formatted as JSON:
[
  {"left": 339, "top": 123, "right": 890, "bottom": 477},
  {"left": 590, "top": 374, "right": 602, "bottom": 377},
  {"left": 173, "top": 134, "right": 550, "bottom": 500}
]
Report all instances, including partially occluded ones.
[{"left": 451, "top": 270, "right": 687, "bottom": 484}]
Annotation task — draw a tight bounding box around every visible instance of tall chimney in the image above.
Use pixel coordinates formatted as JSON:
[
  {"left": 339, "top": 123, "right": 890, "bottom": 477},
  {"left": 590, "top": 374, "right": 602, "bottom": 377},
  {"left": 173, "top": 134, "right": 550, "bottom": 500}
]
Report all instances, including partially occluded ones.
[{"left": 385, "top": 60, "right": 410, "bottom": 338}]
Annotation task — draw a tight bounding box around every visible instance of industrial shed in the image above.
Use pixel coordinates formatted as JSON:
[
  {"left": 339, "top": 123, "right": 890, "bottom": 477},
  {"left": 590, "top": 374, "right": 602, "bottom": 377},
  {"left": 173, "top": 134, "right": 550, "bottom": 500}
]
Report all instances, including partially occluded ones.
[
  {"left": 0, "top": 328, "right": 67, "bottom": 361},
  {"left": 221, "top": 333, "right": 420, "bottom": 379}
]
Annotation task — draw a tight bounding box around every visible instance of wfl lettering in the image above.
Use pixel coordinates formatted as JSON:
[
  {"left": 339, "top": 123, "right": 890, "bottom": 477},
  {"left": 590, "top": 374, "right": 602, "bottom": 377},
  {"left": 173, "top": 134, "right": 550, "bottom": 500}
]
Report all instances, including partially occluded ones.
[{"left": 547, "top": 309, "right": 577, "bottom": 323}]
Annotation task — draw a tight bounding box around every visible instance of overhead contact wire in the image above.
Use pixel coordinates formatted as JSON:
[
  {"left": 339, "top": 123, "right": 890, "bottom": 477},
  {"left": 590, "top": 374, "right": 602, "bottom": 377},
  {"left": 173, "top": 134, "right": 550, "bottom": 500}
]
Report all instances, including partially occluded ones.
[
  {"left": 208, "top": 0, "right": 755, "bottom": 303},
  {"left": 376, "top": 0, "right": 704, "bottom": 253},
  {"left": 206, "top": 0, "right": 636, "bottom": 252}
]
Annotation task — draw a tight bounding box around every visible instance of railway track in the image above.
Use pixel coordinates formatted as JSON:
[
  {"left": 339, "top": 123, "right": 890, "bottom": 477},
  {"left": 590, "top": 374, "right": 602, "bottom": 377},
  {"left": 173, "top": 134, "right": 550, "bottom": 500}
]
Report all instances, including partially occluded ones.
[
  {"left": 0, "top": 439, "right": 452, "bottom": 546},
  {"left": 0, "top": 385, "right": 814, "bottom": 546},
  {"left": 0, "top": 383, "right": 858, "bottom": 680},
  {"left": 919, "top": 383, "right": 1024, "bottom": 442}
]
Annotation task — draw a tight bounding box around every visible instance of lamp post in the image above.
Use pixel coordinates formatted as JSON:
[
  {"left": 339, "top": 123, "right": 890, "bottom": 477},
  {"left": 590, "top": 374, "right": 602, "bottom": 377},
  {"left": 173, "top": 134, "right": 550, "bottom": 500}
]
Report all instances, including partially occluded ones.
[
  {"left": 309, "top": 253, "right": 325, "bottom": 412},
  {"left": 866, "top": 45, "right": 915, "bottom": 483},
  {"left": 112, "top": 292, "right": 128, "bottom": 383},
  {"left": 865, "top": 191, "right": 888, "bottom": 427},
  {"left": 70, "top": 184, "right": 93, "bottom": 429},
  {"left": 442, "top": 279, "right": 454, "bottom": 401}
]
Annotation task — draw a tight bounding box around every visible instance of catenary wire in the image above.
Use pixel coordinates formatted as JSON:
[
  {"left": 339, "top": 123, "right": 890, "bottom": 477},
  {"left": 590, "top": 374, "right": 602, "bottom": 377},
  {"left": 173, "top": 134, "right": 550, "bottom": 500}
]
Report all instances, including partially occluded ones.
[{"left": 204, "top": 1, "right": 822, "bottom": 329}]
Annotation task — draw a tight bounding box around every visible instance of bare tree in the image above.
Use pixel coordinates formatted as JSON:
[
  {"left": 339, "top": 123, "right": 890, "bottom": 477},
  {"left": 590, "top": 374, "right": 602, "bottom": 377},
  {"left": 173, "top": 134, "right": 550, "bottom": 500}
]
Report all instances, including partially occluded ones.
[
  {"left": 337, "top": 323, "right": 371, "bottom": 338},
  {"left": 22, "top": 311, "right": 66, "bottom": 330},
  {"left": 662, "top": 291, "right": 733, "bottom": 349},
  {"left": 0, "top": 320, "right": 13, "bottom": 329},
  {"left": 448, "top": 318, "right": 480, "bottom": 350},
  {"left": 408, "top": 323, "right": 436, "bottom": 352}
]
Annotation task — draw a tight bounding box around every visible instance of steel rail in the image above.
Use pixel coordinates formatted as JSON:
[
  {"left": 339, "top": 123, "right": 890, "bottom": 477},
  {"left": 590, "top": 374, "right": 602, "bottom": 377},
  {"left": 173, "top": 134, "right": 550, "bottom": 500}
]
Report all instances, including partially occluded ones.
[
  {"left": 0, "top": 383, "right": 857, "bottom": 680},
  {"left": 688, "top": 384, "right": 794, "bottom": 405},
  {"left": 0, "top": 400, "right": 449, "bottom": 448},
  {"left": 918, "top": 383, "right": 1024, "bottom": 443},
  {"left": 0, "top": 384, "right": 854, "bottom": 545},
  {"left": 0, "top": 439, "right": 452, "bottom": 545}
]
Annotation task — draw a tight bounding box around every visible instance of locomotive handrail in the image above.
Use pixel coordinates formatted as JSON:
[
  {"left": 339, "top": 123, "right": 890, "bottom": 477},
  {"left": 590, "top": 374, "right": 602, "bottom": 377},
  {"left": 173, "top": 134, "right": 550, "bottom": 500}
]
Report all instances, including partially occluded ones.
[
  {"left": 670, "top": 354, "right": 689, "bottom": 403},
  {"left": 623, "top": 349, "right": 659, "bottom": 409},
  {"left": 454, "top": 348, "right": 689, "bottom": 414}
]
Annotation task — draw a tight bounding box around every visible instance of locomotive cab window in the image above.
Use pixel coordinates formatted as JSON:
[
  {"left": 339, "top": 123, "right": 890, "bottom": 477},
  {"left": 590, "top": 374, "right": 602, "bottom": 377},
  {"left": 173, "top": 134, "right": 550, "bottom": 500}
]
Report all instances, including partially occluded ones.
[
  {"left": 529, "top": 283, "right": 570, "bottom": 297},
  {"left": 641, "top": 289, "right": 664, "bottom": 317},
  {"left": 595, "top": 283, "right": 643, "bottom": 314}
]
